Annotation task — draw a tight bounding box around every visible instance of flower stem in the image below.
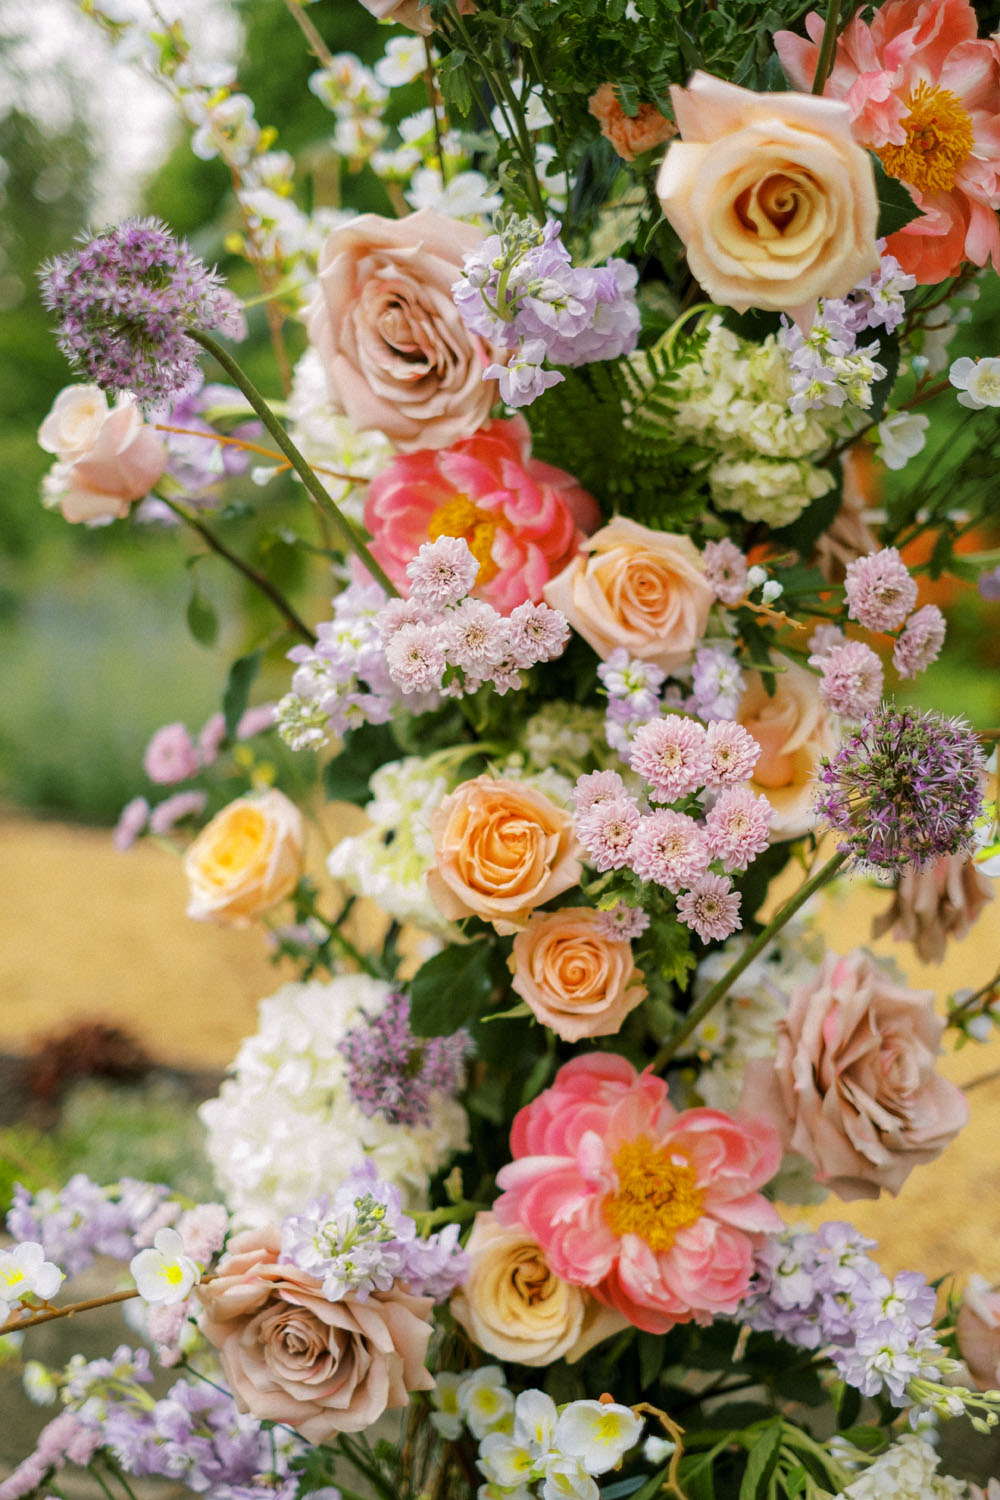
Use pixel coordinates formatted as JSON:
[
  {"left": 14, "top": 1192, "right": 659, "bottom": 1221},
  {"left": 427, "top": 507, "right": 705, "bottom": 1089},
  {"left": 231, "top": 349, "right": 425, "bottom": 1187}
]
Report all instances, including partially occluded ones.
[
  {"left": 1, "top": 1286, "right": 141, "bottom": 1335},
  {"left": 651, "top": 850, "right": 848, "bottom": 1071},
  {"left": 189, "top": 329, "right": 399, "bottom": 598},
  {"left": 811, "top": 0, "right": 842, "bottom": 94},
  {"left": 160, "top": 495, "right": 317, "bottom": 644}
]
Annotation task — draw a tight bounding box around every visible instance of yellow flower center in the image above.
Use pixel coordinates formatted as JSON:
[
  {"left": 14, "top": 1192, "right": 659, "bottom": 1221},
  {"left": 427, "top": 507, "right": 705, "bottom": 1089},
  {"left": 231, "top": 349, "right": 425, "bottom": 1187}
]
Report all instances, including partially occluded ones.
[
  {"left": 427, "top": 494, "right": 504, "bottom": 585},
  {"left": 603, "top": 1137, "right": 704, "bottom": 1252},
  {"left": 877, "top": 81, "right": 974, "bottom": 195}
]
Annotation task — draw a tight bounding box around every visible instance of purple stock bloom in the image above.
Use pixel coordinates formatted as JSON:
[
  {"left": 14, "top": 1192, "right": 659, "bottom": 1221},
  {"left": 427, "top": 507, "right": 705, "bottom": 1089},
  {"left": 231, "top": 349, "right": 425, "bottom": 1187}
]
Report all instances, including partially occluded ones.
[
  {"left": 7, "top": 1175, "right": 171, "bottom": 1276},
  {"left": 40, "top": 217, "right": 245, "bottom": 409},
  {"left": 340, "top": 991, "right": 473, "bottom": 1128}
]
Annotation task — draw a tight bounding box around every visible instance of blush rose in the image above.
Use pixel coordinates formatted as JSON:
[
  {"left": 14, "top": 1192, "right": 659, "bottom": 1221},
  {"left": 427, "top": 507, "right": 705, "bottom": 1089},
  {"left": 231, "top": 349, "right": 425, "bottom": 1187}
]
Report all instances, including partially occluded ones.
[
  {"left": 656, "top": 72, "right": 879, "bottom": 320},
  {"left": 957, "top": 1276, "right": 1000, "bottom": 1391},
  {"left": 509, "top": 907, "right": 647, "bottom": 1042},
  {"left": 741, "top": 950, "right": 969, "bottom": 1200},
  {"left": 183, "top": 789, "right": 303, "bottom": 925},
  {"left": 197, "top": 1225, "right": 434, "bottom": 1441},
  {"left": 38, "top": 385, "right": 167, "bottom": 525}
]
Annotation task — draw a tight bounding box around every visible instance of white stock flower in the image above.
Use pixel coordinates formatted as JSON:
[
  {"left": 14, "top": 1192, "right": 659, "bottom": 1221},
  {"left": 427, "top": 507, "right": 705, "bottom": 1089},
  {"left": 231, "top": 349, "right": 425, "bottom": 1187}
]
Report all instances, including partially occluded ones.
[
  {"left": 835, "top": 1433, "right": 966, "bottom": 1499},
  {"left": 552, "top": 1399, "right": 644, "bottom": 1475},
  {"left": 129, "top": 1228, "right": 200, "bottom": 1306},
  {"left": 0, "top": 1243, "right": 64, "bottom": 1316},
  {"left": 877, "top": 411, "right": 930, "bottom": 470},
  {"left": 949, "top": 356, "right": 1000, "bottom": 409}
]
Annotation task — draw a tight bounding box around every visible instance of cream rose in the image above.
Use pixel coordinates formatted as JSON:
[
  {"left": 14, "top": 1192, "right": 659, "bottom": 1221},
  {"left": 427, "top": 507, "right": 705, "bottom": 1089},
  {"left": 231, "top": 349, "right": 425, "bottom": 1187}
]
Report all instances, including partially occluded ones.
[
  {"left": 737, "top": 657, "right": 836, "bottom": 839},
  {"left": 183, "top": 789, "right": 303, "bottom": 925},
  {"left": 741, "top": 950, "right": 969, "bottom": 1200},
  {"left": 509, "top": 907, "right": 646, "bottom": 1042},
  {"left": 38, "top": 385, "right": 166, "bottom": 525},
  {"left": 198, "top": 1225, "right": 434, "bottom": 1440},
  {"left": 306, "top": 208, "right": 499, "bottom": 452},
  {"left": 450, "top": 1212, "right": 628, "bottom": 1366},
  {"left": 656, "top": 72, "right": 879, "bottom": 319},
  {"left": 543, "top": 517, "right": 714, "bottom": 672},
  {"left": 427, "top": 776, "right": 581, "bottom": 935}
]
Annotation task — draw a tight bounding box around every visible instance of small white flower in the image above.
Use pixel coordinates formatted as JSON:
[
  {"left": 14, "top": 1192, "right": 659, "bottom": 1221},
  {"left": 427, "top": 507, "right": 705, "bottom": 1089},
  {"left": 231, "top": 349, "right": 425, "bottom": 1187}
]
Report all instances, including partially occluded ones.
[
  {"left": 513, "top": 1388, "right": 558, "bottom": 1455},
  {"left": 129, "top": 1227, "right": 200, "bottom": 1306},
  {"left": 539, "top": 1454, "right": 600, "bottom": 1500},
  {"left": 460, "top": 1364, "right": 515, "bottom": 1439},
  {"left": 478, "top": 1432, "right": 539, "bottom": 1488},
  {"left": 760, "top": 580, "right": 783, "bottom": 604},
  {"left": 949, "top": 355, "right": 1000, "bottom": 409},
  {"left": 22, "top": 1360, "right": 58, "bottom": 1405},
  {"left": 643, "top": 1435, "right": 677, "bottom": 1464},
  {"left": 746, "top": 565, "right": 768, "bottom": 591},
  {"left": 553, "top": 1399, "right": 644, "bottom": 1475},
  {"left": 0, "top": 1242, "right": 64, "bottom": 1315},
  {"left": 375, "top": 35, "right": 430, "bottom": 88},
  {"left": 876, "top": 411, "right": 930, "bottom": 470},
  {"left": 430, "top": 1371, "right": 465, "bottom": 1440}
]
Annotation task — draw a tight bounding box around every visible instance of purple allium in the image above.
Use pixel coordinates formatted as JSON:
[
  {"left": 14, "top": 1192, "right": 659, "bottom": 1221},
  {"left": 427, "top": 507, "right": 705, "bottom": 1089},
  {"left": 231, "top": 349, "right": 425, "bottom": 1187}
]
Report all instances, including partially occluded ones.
[
  {"left": 593, "top": 902, "right": 650, "bottom": 941},
  {"left": 811, "top": 639, "right": 884, "bottom": 720},
  {"left": 40, "top": 218, "right": 245, "bottom": 409},
  {"left": 703, "top": 538, "right": 749, "bottom": 606},
  {"left": 630, "top": 810, "right": 711, "bottom": 892},
  {"left": 406, "top": 535, "right": 480, "bottom": 607},
  {"left": 630, "top": 715, "right": 711, "bottom": 802},
  {"left": 893, "top": 603, "right": 946, "bottom": 680},
  {"left": 814, "top": 705, "right": 986, "bottom": 871},
  {"left": 340, "top": 992, "right": 472, "bottom": 1129},
  {"left": 843, "top": 547, "right": 918, "bottom": 632},
  {"left": 676, "top": 873, "right": 742, "bottom": 942},
  {"left": 705, "top": 720, "right": 761, "bottom": 786},
  {"left": 704, "top": 786, "right": 773, "bottom": 872}
]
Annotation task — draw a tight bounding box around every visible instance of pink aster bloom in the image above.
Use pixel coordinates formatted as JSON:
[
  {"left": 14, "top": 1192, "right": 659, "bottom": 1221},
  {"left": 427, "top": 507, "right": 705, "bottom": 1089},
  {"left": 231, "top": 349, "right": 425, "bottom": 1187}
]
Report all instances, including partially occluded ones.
[
  {"left": 406, "top": 535, "right": 480, "bottom": 607},
  {"left": 705, "top": 720, "right": 762, "bottom": 787},
  {"left": 442, "top": 597, "right": 510, "bottom": 674},
  {"left": 197, "top": 711, "right": 227, "bottom": 765},
  {"left": 677, "top": 873, "right": 743, "bottom": 942},
  {"left": 507, "top": 600, "right": 570, "bottom": 667},
  {"left": 364, "top": 416, "right": 600, "bottom": 614},
  {"left": 236, "top": 703, "right": 276, "bottom": 739},
  {"left": 384, "top": 623, "right": 446, "bottom": 693},
  {"left": 576, "top": 797, "right": 641, "bottom": 872},
  {"left": 594, "top": 902, "right": 651, "bottom": 941},
  {"left": 704, "top": 786, "right": 773, "bottom": 871},
  {"left": 703, "top": 538, "right": 749, "bottom": 606},
  {"left": 630, "top": 715, "right": 711, "bottom": 802},
  {"left": 572, "top": 769, "right": 629, "bottom": 812},
  {"left": 113, "top": 795, "right": 149, "bottom": 851},
  {"left": 893, "top": 603, "right": 947, "bottom": 679},
  {"left": 844, "top": 546, "right": 918, "bottom": 632},
  {"left": 812, "top": 639, "right": 885, "bottom": 719},
  {"left": 375, "top": 596, "right": 437, "bottom": 644},
  {"left": 494, "top": 1053, "right": 782, "bottom": 1333},
  {"left": 143, "top": 721, "right": 200, "bottom": 784},
  {"left": 149, "top": 790, "right": 207, "bottom": 836},
  {"left": 630, "top": 810, "right": 711, "bottom": 892}
]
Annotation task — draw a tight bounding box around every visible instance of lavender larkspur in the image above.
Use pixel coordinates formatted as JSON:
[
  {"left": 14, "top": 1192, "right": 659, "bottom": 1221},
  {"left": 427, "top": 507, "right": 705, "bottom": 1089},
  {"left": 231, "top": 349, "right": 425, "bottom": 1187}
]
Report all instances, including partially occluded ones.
[
  {"left": 39, "top": 218, "right": 245, "bottom": 409},
  {"left": 339, "top": 991, "right": 473, "bottom": 1129},
  {"left": 815, "top": 705, "right": 986, "bottom": 871}
]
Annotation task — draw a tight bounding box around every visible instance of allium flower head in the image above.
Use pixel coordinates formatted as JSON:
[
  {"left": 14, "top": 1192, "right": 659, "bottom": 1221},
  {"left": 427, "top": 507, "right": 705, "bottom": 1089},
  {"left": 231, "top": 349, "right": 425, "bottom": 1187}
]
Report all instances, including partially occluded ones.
[
  {"left": 815, "top": 705, "right": 986, "bottom": 871},
  {"left": 40, "top": 218, "right": 245, "bottom": 409}
]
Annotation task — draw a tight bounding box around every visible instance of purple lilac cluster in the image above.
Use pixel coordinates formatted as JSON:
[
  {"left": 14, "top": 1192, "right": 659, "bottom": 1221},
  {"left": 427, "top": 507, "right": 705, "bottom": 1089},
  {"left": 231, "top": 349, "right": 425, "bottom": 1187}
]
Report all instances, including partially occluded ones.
[
  {"left": 8, "top": 1176, "right": 171, "bottom": 1277},
  {"left": 340, "top": 991, "right": 473, "bottom": 1129},
  {"left": 600, "top": 647, "right": 744, "bottom": 758},
  {"left": 39, "top": 218, "right": 245, "bottom": 410},
  {"left": 815, "top": 705, "right": 986, "bottom": 871},
  {"left": 744, "top": 1222, "right": 944, "bottom": 1406},
  {"left": 280, "top": 1161, "right": 468, "bottom": 1303},
  {"left": 452, "top": 215, "right": 640, "bottom": 408}
]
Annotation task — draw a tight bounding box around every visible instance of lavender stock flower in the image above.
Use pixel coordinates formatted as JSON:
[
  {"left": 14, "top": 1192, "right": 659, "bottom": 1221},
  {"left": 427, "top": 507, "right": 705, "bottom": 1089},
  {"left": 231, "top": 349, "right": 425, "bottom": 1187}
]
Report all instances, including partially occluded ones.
[{"left": 340, "top": 991, "right": 473, "bottom": 1128}]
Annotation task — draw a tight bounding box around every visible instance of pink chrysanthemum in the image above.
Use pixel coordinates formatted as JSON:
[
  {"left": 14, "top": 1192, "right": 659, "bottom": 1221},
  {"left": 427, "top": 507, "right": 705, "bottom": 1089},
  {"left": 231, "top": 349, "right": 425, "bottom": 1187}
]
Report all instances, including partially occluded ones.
[
  {"left": 704, "top": 787, "right": 773, "bottom": 872},
  {"left": 705, "top": 720, "right": 762, "bottom": 787},
  {"left": 703, "top": 538, "right": 749, "bottom": 606},
  {"left": 494, "top": 1053, "right": 782, "bottom": 1333},
  {"left": 813, "top": 639, "right": 885, "bottom": 720},
  {"left": 630, "top": 715, "right": 711, "bottom": 802},
  {"left": 113, "top": 795, "right": 149, "bottom": 851},
  {"left": 893, "top": 604, "right": 947, "bottom": 680},
  {"left": 844, "top": 547, "right": 918, "bottom": 632},
  {"left": 383, "top": 622, "right": 446, "bottom": 693},
  {"left": 594, "top": 903, "right": 651, "bottom": 941},
  {"left": 441, "top": 598, "right": 510, "bottom": 675},
  {"left": 143, "top": 722, "right": 200, "bottom": 785},
  {"left": 507, "top": 600, "right": 571, "bottom": 667},
  {"left": 630, "top": 810, "right": 711, "bottom": 892},
  {"left": 375, "top": 596, "right": 436, "bottom": 644},
  {"left": 577, "top": 798, "right": 641, "bottom": 872},
  {"left": 406, "top": 535, "right": 480, "bottom": 607},
  {"left": 149, "top": 790, "right": 208, "bottom": 836},
  {"left": 677, "top": 874, "right": 743, "bottom": 942},
  {"left": 572, "top": 769, "right": 629, "bottom": 813}
]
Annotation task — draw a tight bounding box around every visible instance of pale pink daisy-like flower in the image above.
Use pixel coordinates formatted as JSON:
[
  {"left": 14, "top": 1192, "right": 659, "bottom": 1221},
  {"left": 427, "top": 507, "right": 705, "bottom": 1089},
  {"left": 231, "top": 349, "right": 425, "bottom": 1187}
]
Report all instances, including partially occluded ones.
[
  {"left": 703, "top": 538, "right": 749, "bottom": 606},
  {"left": 577, "top": 798, "right": 641, "bottom": 872},
  {"left": 375, "top": 596, "right": 436, "bottom": 644},
  {"left": 113, "top": 795, "right": 150, "bottom": 851},
  {"left": 704, "top": 786, "right": 773, "bottom": 871},
  {"left": 811, "top": 639, "right": 885, "bottom": 720},
  {"left": 507, "top": 600, "right": 570, "bottom": 666},
  {"left": 197, "top": 711, "right": 227, "bottom": 766},
  {"left": 143, "top": 721, "right": 200, "bottom": 784},
  {"left": 443, "top": 598, "right": 511, "bottom": 674},
  {"left": 705, "top": 721, "right": 761, "bottom": 787},
  {"left": 677, "top": 874, "right": 742, "bottom": 942},
  {"left": 807, "top": 624, "right": 846, "bottom": 661},
  {"left": 384, "top": 622, "right": 446, "bottom": 693},
  {"left": 572, "top": 769, "right": 629, "bottom": 813},
  {"left": 630, "top": 716, "right": 711, "bottom": 802},
  {"left": 844, "top": 547, "right": 918, "bottom": 632},
  {"left": 149, "top": 790, "right": 208, "bottom": 836},
  {"left": 236, "top": 703, "right": 277, "bottom": 739},
  {"left": 893, "top": 604, "right": 947, "bottom": 680},
  {"left": 406, "top": 535, "right": 480, "bottom": 608},
  {"left": 594, "top": 902, "right": 650, "bottom": 941},
  {"left": 630, "top": 810, "right": 711, "bottom": 892}
]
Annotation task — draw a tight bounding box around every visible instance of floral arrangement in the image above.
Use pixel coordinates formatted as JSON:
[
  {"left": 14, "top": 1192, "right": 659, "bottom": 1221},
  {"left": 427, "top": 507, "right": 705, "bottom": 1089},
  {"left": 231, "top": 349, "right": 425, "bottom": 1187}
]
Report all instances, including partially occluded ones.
[{"left": 8, "top": 0, "right": 1000, "bottom": 1497}]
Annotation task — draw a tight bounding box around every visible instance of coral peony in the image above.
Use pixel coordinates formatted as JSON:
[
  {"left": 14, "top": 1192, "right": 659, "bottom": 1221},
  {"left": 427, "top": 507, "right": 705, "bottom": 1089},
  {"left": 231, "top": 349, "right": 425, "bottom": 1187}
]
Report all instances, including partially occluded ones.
[
  {"left": 364, "top": 417, "right": 599, "bottom": 614},
  {"left": 494, "top": 1053, "right": 781, "bottom": 1334},
  {"left": 776, "top": 0, "right": 1000, "bottom": 281}
]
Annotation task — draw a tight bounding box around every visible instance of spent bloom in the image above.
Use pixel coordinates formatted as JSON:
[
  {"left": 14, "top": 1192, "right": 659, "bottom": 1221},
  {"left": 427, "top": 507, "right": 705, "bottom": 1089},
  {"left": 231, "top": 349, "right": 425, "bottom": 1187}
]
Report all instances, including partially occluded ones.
[
  {"left": 40, "top": 218, "right": 245, "bottom": 408},
  {"left": 843, "top": 547, "right": 918, "bottom": 632}
]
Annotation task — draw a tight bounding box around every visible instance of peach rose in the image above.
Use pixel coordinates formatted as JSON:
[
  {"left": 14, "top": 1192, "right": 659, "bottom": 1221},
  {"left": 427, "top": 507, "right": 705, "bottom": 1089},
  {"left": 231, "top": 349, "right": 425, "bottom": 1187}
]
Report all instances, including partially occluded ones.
[
  {"left": 306, "top": 208, "right": 500, "bottom": 452},
  {"left": 509, "top": 907, "right": 647, "bottom": 1042},
  {"left": 543, "top": 517, "right": 714, "bottom": 673},
  {"left": 588, "top": 84, "right": 676, "bottom": 161},
  {"left": 197, "top": 1224, "right": 434, "bottom": 1440},
  {"left": 656, "top": 72, "right": 878, "bottom": 320},
  {"left": 359, "top": 0, "right": 475, "bottom": 34},
  {"left": 741, "top": 950, "right": 969, "bottom": 1200},
  {"left": 183, "top": 789, "right": 303, "bottom": 925},
  {"left": 957, "top": 1276, "right": 1000, "bottom": 1391},
  {"left": 427, "top": 776, "right": 581, "bottom": 935},
  {"left": 450, "top": 1212, "right": 628, "bottom": 1366},
  {"left": 737, "top": 657, "right": 836, "bottom": 839},
  {"left": 38, "top": 385, "right": 166, "bottom": 525}
]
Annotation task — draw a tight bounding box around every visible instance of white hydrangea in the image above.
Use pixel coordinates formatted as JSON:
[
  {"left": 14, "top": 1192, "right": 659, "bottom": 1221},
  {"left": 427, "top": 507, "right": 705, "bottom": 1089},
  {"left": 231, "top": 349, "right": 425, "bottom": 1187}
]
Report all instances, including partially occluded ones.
[
  {"left": 707, "top": 454, "right": 834, "bottom": 527},
  {"left": 521, "top": 704, "right": 611, "bottom": 778},
  {"left": 835, "top": 1434, "right": 966, "bottom": 1500},
  {"left": 284, "top": 348, "right": 394, "bottom": 513},
  {"left": 198, "top": 975, "right": 468, "bottom": 1225}
]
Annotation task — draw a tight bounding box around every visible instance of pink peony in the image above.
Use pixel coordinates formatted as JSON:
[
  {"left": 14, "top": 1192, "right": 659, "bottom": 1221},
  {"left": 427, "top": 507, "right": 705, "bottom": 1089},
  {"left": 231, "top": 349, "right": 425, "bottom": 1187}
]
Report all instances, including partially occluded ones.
[
  {"left": 775, "top": 0, "right": 1000, "bottom": 282},
  {"left": 364, "top": 417, "right": 599, "bottom": 614},
  {"left": 493, "top": 1053, "right": 781, "bottom": 1334}
]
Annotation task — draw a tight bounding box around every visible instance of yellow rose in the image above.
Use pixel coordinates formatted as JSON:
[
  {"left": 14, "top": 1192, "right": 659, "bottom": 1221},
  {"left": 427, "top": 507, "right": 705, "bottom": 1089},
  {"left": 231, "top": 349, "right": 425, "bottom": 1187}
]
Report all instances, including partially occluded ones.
[
  {"left": 183, "top": 789, "right": 303, "bottom": 925},
  {"left": 450, "top": 1212, "right": 627, "bottom": 1367},
  {"left": 656, "top": 72, "right": 879, "bottom": 319},
  {"left": 737, "top": 657, "right": 836, "bottom": 839}
]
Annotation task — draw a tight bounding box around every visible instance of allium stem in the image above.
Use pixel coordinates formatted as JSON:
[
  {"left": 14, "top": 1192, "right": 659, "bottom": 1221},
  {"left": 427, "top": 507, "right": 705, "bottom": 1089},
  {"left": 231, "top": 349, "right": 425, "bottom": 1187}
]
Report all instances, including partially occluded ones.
[
  {"left": 190, "top": 329, "right": 399, "bottom": 598},
  {"left": 811, "top": 0, "right": 843, "bottom": 95},
  {"left": 652, "top": 849, "right": 848, "bottom": 1071}
]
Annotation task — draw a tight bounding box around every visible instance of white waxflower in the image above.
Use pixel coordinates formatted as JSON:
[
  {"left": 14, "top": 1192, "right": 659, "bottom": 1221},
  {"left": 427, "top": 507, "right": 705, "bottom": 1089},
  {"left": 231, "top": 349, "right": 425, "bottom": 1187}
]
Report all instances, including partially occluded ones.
[
  {"left": 877, "top": 411, "right": 930, "bottom": 470},
  {"left": 189, "top": 93, "right": 259, "bottom": 166},
  {"left": 0, "top": 1242, "right": 64, "bottom": 1316},
  {"left": 478, "top": 1433, "right": 539, "bottom": 1488},
  {"left": 375, "top": 35, "right": 431, "bottom": 88},
  {"left": 949, "top": 355, "right": 1000, "bottom": 409},
  {"left": 553, "top": 1400, "right": 644, "bottom": 1475},
  {"left": 539, "top": 1455, "right": 600, "bottom": 1500},
  {"left": 22, "top": 1360, "right": 58, "bottom": 1406},
  {"left": 130, "top": 1228, "right": 200, "bottom": 1306},
  {"left": 513, "top": 1388, "right": 558, "bottom": 1455},
  {"left": 459, "top": 1365, "right": 515, "bottom": 1439}
]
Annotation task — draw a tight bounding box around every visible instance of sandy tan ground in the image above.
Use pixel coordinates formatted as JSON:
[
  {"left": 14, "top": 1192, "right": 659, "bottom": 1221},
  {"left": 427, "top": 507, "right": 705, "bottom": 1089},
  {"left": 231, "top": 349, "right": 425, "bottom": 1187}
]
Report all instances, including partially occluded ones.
[{"left": 1, "top": 807, "right": 999, "bottom": 1283}]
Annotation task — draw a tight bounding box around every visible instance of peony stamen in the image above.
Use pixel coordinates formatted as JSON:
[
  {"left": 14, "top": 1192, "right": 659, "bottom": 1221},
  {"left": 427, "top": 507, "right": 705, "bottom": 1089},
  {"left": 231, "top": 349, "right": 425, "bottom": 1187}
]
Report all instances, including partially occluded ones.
[
  {"left": 603, "top": 1138, "right": 704, "bottom": 1252},
  {"left": 877, "top": 81, "right": 974, "bottom": 195}
]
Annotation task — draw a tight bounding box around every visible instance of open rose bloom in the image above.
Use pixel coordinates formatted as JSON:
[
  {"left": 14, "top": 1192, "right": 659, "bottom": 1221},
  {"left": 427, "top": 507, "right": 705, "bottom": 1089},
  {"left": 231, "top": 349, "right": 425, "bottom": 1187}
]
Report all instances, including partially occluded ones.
[{"left": 38, "top": 384, "right": 166, "bottom": 524}]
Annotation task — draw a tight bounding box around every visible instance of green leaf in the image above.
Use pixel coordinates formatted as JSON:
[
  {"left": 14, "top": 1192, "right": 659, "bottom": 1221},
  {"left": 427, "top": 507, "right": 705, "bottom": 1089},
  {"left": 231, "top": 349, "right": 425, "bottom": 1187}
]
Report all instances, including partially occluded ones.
[
  {"left": 785, "top": 1464, "right": 808, "bottom": 1500},
  {"left": 322, "top": 722, "right": 400, "bottom": 807},
  {"left": 871, "top": 154, "right": 924, "bottom": 237},
  {"left": 408, "top": 940, "right": 495, "bottom": 1037},
  {"left": 222, "top": 649, "right": 262, "bottom": 741},
  {"left": 603, "top": 1479, "right": 654, "bottom": 1500},
  {"left": 738, "top": 1421, "right": 783, "bottom": 1500},
  {"left": 638, "top": 1330, "right": 667, "bottom": 1390},
  {"left": 615, "top": 1467, "right": 670, "bottom": 1500},
  {"left": 186, "top": 585, "right": 218, "bottom": 647}
]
